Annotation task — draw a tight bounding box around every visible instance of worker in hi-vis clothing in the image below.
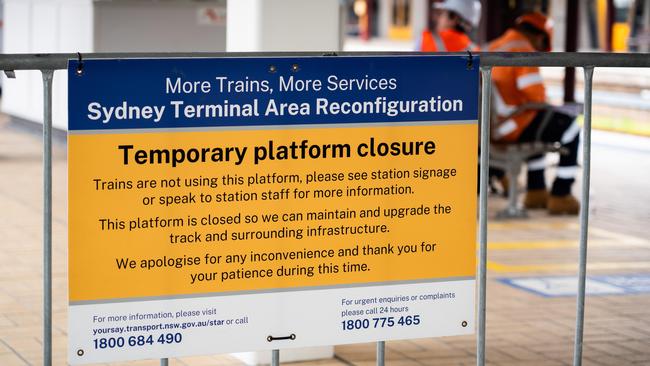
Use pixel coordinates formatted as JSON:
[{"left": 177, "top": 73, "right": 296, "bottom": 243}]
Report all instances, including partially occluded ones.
[
  {"left": 417, "top": 0, "right": 481, "bottom": 52},
  {"left": 489, "top": 12, "right": 581, "bottom": 215}
]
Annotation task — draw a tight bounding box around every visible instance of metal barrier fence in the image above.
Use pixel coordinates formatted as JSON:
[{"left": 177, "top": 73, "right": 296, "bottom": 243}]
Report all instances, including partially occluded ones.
[{"left": 0, "top": 51, "right": 649, "bottom": 366}]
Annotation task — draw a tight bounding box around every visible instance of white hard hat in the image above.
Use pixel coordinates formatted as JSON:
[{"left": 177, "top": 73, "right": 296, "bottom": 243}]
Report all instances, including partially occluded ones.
[{"left": 434, "top": 0, "right": 482, "bottom": 28}]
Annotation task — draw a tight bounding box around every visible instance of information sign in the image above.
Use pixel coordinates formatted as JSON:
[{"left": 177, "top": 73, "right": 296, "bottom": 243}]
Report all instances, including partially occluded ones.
[{"left": 68, "top": 56, "right": 479, "bottom": 364}]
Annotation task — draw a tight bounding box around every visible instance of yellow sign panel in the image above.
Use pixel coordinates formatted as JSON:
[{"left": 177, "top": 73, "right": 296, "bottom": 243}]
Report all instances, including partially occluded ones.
[{"left": 69, "top": 124, "right": 476, "bottom": 302}]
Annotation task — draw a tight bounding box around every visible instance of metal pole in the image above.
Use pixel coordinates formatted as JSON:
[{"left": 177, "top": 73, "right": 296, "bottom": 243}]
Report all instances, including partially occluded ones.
[
  {"left": 564, "top": 0, "right": 580, "bottom": 103},
  {"left": 573, "top": 66, "right": 594, "bottom": 366},
  {"left": 41, "top": 69, "right": 54, "bottom": 366},
  {"left": 337, "top": 0, "right": 347, "bottom": 52},
  {"left": 605, "top": 0, "right": 615, "bottom": 52},
  {"left": 377, "top": 341, "right": 385, "bottom": 366},
  {"left": 642, "top": 0, "right": 650, "bottom": 53},
  {"left": 160, "top": 358, "right": 168, "bottom": 366},
  {"left": 477, "top": 67, "right": 492, "bottom": 366},
  {"left": 272, "top": 349, "right": 280, "bottom": 366}
]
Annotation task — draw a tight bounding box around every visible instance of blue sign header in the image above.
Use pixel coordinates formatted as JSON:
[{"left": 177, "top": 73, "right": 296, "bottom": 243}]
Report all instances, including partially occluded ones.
[{"left": 68, "top": 56, "right": 479, "bottom": 131}]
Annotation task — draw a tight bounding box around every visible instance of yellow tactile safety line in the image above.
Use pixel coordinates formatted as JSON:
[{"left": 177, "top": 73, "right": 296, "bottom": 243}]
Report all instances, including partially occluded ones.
[
  {"left": 484, "top": 224, "right": 650, "bottom": 272},
  {"left": 487, "top": 221, "right": 575, "bottom": 231},
  {"left": 487, "top": 260, "right": 650, "bottom": 273},
  {"left": 488, "top": 239, "right": 650, "bottom": 250}
]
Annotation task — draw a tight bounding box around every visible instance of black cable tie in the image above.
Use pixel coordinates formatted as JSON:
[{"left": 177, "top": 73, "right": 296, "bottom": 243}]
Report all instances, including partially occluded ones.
[
  {"left": 466, "top": 50, "right": 474, "bottom": 70},
  {"left": 267, "top": 334, "right": 296, "bottom": 342},
  {"left": 76, "top": 52, "right": 84, "bottom": 76},
  {"left": 323, "top": 52, "right": 338, "bottom": 57}
]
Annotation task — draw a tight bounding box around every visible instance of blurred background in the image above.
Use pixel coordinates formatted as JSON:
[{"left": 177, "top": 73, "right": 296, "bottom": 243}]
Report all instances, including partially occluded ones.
[
  {"left": 1, "top": 0, "right": 649, "bottom": 135},
  {"left": 0, "top": 1, "right": 649, "bottom": 365}
]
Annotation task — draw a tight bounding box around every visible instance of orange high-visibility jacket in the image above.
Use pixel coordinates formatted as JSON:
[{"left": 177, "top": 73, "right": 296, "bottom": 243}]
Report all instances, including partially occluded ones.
[
  {"left": 488, "top": 29, "right": 546, "bottom": 142},
  {"left": 420, "top": 29, "right": 478, "bottom": 52}
]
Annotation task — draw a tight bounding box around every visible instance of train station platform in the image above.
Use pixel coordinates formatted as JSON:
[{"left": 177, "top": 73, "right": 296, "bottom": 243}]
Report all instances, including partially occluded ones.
[
  {"left": 345, "top": 38, "right": 650, "bottom": 137},
  {"left": 1, "top": 115, "right": 649, "bottom": 366}
]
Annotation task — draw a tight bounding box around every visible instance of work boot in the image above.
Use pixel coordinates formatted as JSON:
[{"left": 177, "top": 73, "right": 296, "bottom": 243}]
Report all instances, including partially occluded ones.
[
  {"left": 499, "top": 176, "right": 509, "bottom": 197},
  {"left": 524, "top": 189, "right": 549, "bottom": 209},
  {"left": 548, "top": 194, "right": 580, "bottom": 215}
]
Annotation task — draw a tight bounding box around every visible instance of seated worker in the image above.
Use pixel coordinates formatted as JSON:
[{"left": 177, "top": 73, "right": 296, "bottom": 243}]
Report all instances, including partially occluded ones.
[
  {"left": 417, "top": 0, "right": 481, "bottom": 52},
  {"left": 488, "top": 12, "right": 581, "bottom": 215}
]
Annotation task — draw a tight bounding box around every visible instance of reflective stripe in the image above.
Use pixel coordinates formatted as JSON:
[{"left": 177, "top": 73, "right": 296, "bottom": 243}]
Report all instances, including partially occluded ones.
[
  {"left": 492, "top": 40, "right": 532, "bottom": 52},
  {"left": 561, "top": 119, "right": 581, "bottom": 144},
  {"left": 527, "top": 156, "right": 546, "bottom": 171},
  {"left": 556, "top": 166, "right": 578, "bottom": 179},
  {"left": 492, "top": 85, "right": 517, "bottom": 116},
  {"left": 517, "top": 73, "right": 543, "bottom": 90},
  {"left": 433, "top": 33, "right": 447, "bottom": 52},
  {"left": 495, "top": 119, "right": 517, "bottom": 138}
]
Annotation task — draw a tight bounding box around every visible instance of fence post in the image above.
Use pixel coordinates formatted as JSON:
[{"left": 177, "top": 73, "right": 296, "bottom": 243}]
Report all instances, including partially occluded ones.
[
  {"left": 573, "top": 66, "right": 595, "bottom": 366},
  {"left": 160, "top": 358, "right": 168, "bottom": 365},
  {"left": 477, "top": 66, "right": 492, "bottom": 366},
  {"left": 377, "top": 340, "right": 385, "bottom": 366},
  {"left": 41, "top": 69, "right": 54, "bottom": 366},
  {"left": 272, "top": 349, "right": 280, "bottom": 366}
]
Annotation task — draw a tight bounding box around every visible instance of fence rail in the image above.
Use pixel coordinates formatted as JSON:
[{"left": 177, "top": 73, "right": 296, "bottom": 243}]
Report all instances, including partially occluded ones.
[
  {"left": 1, "top": 51, "right": 650, "bottom": 70},
  {"left": 0, "top": 51, "right": 648, "bottom": 366}
]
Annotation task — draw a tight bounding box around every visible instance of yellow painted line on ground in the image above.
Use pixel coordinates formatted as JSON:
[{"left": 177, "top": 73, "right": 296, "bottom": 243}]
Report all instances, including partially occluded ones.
[
  {"left": 488, "top": 222, "right": 649, "bottom": 247},
  {"left": 487, "top": 260, "right": 650, "bottom": 273},
  {"left": 578, "top": 114, "right": 650, "bottom": 138},
  {"left": 488, "top": 221, "right": 576, "bottom": 231},
  {"left": 488, "top": 239, "right": 650, "bottom": 250},
  {"left": 488, "top": 240, "right": 577, "bottom": 250},
  {"left": 585, "top": 226, "right": 649, "bottom": 246}
]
